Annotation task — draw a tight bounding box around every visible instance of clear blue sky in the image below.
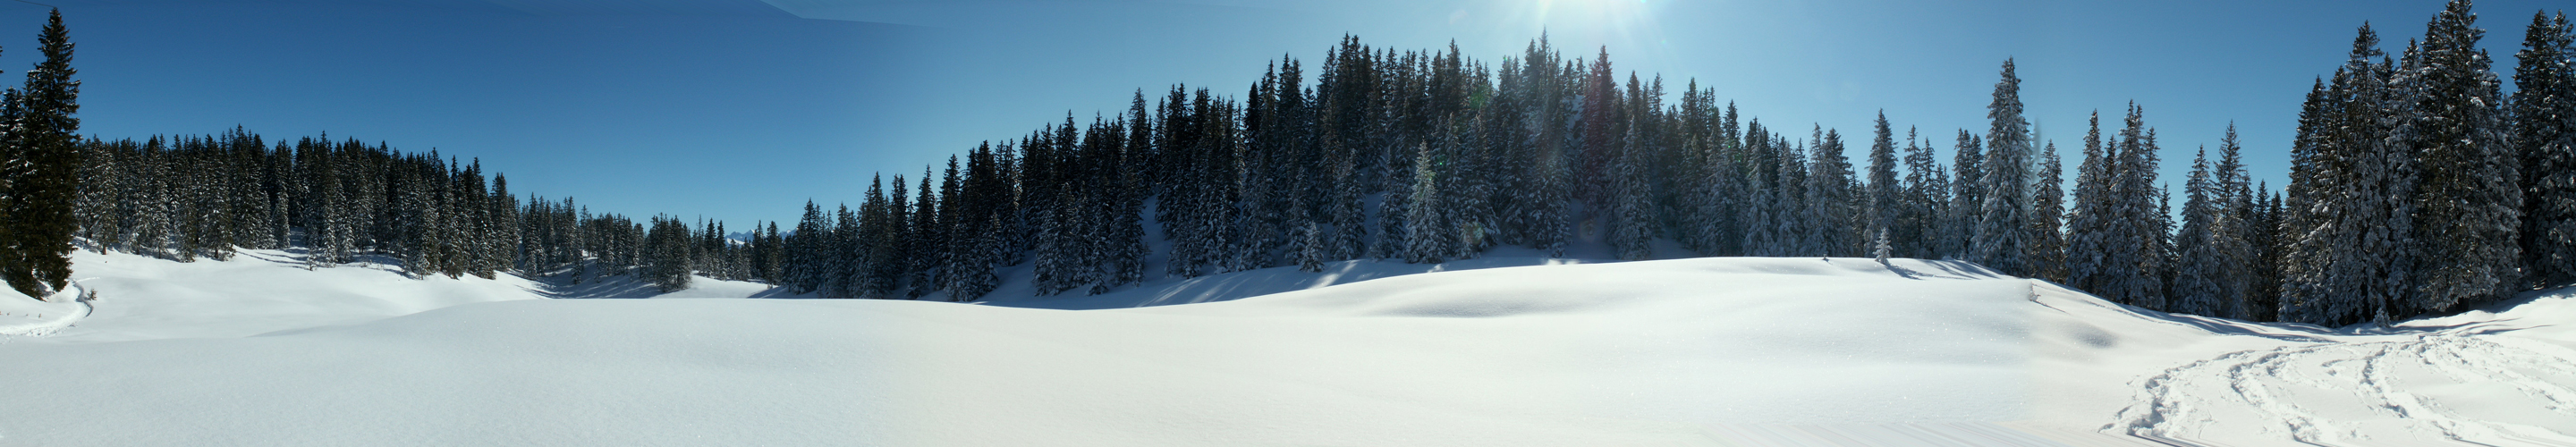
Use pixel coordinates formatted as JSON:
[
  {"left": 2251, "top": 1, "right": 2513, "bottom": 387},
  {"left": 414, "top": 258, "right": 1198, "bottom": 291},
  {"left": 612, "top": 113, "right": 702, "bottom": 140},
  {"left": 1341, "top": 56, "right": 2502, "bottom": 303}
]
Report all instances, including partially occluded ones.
[{"left": 10, "top": 0, "right": 2567, "bottom": 228}]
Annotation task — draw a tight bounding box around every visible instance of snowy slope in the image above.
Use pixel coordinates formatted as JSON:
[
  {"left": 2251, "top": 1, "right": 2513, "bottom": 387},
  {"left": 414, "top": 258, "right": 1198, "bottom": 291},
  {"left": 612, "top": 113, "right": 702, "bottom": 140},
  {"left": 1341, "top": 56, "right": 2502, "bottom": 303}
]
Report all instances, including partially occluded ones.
[{"left": 3, "top": 249, "right": 2573, "bottom": 445}]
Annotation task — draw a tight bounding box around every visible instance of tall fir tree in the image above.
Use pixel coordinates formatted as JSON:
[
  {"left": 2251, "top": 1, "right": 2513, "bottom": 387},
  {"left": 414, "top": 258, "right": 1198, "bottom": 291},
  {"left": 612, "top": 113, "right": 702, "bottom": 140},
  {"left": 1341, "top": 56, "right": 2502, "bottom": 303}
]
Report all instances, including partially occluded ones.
[
  {"left": 2172, "top": 147, "right": 2226, "bottom": 316},
  {"left": 1900, "top": 127, "right": 1945, "bottom": 258},
  {"left": 2517, "top": 11, "right": 2576, "bottom": 290},
  {"left": 2408, "top": 0, "right": 2521, "bottom": 316},
  {"left": 1865, "top": 112, "right": 1902, "bottom": 257},
  {"left": 3, "top": 10, "right": 79, "bottom": 299},
  {"left": 1971, "top": 59, "right": 2032, "bottom": 275},
  {"left": 1806, "top": 128, "right": 1857, "bottom": 257},
  {"left": 1942, "top": 130, "right": 1983, "bottom": 259},
  {"left": 2029, "top": 143, "right": 2067, "bottom": 283}
]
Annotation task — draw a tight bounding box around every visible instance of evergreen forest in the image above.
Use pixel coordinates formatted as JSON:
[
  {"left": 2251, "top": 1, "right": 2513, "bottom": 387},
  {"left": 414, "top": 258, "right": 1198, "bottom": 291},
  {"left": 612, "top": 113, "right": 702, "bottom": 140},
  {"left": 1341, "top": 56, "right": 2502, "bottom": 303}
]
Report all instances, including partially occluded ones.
[{"left": 14, "top": 1, "right": 2576, "bottom": 328}]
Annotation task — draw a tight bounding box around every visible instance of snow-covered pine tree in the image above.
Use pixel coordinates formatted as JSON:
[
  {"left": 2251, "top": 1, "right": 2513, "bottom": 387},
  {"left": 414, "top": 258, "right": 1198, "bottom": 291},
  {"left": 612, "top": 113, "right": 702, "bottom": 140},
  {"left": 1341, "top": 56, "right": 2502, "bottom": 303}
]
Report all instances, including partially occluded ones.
[
  {"left": 1972, "top": 59, "right": 2033, "bottom": 276},
  {"left": 1866, "top": 112, "right": 1902, "bottom": 258},
  {"left": 1405, "top": 139, "right": 1451, "bottom": 264},
  {"left": 1532, "top": 120, "right": 1573, "bottom": 258},
  {"left": 2208, "top": 125, "right": 2256, "bottom": 319},
  {"left": 1375, "top": 139, "right": 1415, "bottom": 259},
  {"left": 830, "top": 202, "right": 860, "bottom": 299},
  {"left": 1296, "top": 221, "right": 1326, "bottom": 272},
  {"left": 1692, "top": 101, "right": 1745, "bottom": 257},
  {"left": 1874, "top": 228, "right": 1893, "bottom": 266},
  {"left": 911, "top": 169, "right": 945, "bottom": 298},
  {"left": 2518, "top": 11, "right": 2576, "bottom": 290},
  {"left": 643, "top": 215, "right": 692, "bottom": 292},
  {"left": 1943, "top": 130, "right": 1983, "bottom": 259},
  {"left": 1808, "top": 128, "right": 1858, "bottom": 257},
  {"left": 1740, "top": 122, "right": 1781, "bottom": 256},
  {"left": 786, "top": 201, "right": 826, "bottom": 293},
  {"left": 0, "top": 9, "right": 78, "bottom": 297},
  {"left": 2101, "top": 105, "right": 2167, "bottom": 308},
  {"left": 2251, "top": 186, "right": 2285, "bottom": 322},
  {"left": 2408, "top": 0, "right": 2519, "bottom": 316},
  {"left": 1106, "top": 115, "right": 1151, "bottom": 293},
  {"left": 490, "top": 173, "right": 521, "bottom": 275},
  {"left": 2280, "top": 72, "right": 2339, "bottom": 324},
  {"left": 1325, "top": 139, "right": 1368, "bottom": 262},
  {"left": 1447, "top": 100, "right": 1495, "bottom": 260},
  {"left": 2172, "top": 147, "right": 2224, "bottom": 316},
  {"left": 2029, "top": 142, "right": 2066, "bottom": 283},
  {"left": 1609, "top": 111, "right": 1656, "bottom": 260},
  {"left": 1901, "top": 126, "right": 1945, "bottom": 259}
]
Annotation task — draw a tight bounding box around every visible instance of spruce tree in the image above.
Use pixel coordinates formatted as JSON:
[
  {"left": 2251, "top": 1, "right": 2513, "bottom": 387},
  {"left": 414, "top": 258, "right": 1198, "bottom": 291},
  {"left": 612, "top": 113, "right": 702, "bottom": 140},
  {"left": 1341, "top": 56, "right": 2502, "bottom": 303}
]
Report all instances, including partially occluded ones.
[
  {"left": 1901, "top": 127, "right": 1945, "bottom": 258},
  {"left": 1609, "top": 114, "right": 1656, "bottom": 260},
  {"left": 2029, "top": 143, "right": 2066, "bottom": 283},
  {"left": 2205, "top": 125, "right": 2256, "bottom": 318},
  {"left": 2410, "top": 0, "right": 2521, "bottom": 316},
  {"left": 3, "top": 10, "right": 79, "bottom": 299},
  {"left": 1404, "top": 140, "right": 1450, "bottom": 264},
  {"left": 1865, "top": 112, "right": 1902, "bottom": 257},
  {"left": 787, "top": 201, "right": 826, "bottom": 294},
  {"left": 1943, "top": 131, "right": 1983, "bottom": 259},
  {"left": 2172, "top": 147, "right": 2225, "bottom": 316},
  {"left": 2518, "top": 11, "right": 2576, "bottom": 290},
  {"left": 1971, "top": 59, "right": 2032, "bottom": 275},
  {"left": 911, "top": 170, "right": 943, "bottom": 298},
  {"left": 1296, "top": 221, "right": 1326, "bottom": 272}
]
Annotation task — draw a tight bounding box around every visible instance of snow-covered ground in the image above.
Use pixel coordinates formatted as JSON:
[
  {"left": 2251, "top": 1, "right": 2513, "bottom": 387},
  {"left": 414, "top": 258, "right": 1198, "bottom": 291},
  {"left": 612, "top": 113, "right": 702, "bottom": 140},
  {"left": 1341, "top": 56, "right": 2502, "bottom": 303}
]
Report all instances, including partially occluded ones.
[{"left": 1, "top": 247, "right": 2572, "bottom": 446}]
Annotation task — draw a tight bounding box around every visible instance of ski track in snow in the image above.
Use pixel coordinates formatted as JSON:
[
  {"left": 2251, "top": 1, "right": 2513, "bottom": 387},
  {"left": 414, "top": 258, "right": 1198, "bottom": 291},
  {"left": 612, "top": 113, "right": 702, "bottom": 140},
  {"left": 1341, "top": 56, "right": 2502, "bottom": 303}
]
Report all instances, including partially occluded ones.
[
  {"left": 2110, "top": 325, "right": 2576, "bottom": 444},
  {"left": 0, "top": 286, "right": 89, "bottom": 337}
]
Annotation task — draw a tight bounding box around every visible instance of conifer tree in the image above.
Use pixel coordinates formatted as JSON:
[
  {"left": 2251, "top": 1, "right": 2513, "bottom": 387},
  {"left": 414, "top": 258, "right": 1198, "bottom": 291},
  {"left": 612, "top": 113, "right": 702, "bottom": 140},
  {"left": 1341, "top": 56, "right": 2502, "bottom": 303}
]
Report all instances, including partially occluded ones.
[
  {"left": 1296, "top": 221, "right": 1326, "bottom": 272},
  {"left": 2172, "top": 147, "right": 2225, "bottom": 316},
  {"left": 786, "top": 201, "right": 826, "bottom": 293},
  {"left": 1971, "top": 59, "right": 2032, "bottom": 276},
  {"left": 1806, "top": 128, "right": 1856, "bottom": 257},
  {"left": 1404, "top": 140, "right": 1450, "bottom": 264},
  {"left": 1900, "top": 127, "right": 1945, "bottom": 258},
  {"left": 643, "top": 215, "right": 692, "bottom": 292},
  {"left": 1942, "top": 131, "right": 1983, "bottom": 259},
  {"left": 1865, "top": 112, "right": 1902, "bottom": 257},
  {"left": 2208, "top": 125, "right": 2255, "bottom": 319},
  {"left": 910, "top": 170, "right": 943, "bottom": 298},
  {"left": 1609, "top": 113, "right": 1656, "bottom": 260},
  {"left": 2518, "top": 11, "right": 2576, "bottom": 290},
  {"left": 3, "top": 10, "right": 79, "bottom": 299},
  {"left": 2029, "top": 143, "right": 2066, "bottom": 283},
  {"left": 2410, "top": 0, "right": 2520, "bottom": 316}
]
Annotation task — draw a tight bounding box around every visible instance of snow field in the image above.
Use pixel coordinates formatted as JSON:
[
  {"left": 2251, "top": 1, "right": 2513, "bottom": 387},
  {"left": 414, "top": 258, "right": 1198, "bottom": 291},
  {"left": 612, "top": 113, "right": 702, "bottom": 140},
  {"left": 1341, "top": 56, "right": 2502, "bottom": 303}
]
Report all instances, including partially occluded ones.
[{"left": 4, "top": 246, "right": 2575, "bottom": 445}]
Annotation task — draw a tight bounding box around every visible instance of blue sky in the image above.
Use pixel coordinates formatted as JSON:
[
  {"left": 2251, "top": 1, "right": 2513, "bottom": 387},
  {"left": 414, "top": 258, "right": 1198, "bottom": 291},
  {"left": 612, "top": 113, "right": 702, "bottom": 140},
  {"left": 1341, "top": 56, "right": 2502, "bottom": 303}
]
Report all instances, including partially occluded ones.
[{"left": 7, "top": 0, "right": 2567, "bottom": 228}]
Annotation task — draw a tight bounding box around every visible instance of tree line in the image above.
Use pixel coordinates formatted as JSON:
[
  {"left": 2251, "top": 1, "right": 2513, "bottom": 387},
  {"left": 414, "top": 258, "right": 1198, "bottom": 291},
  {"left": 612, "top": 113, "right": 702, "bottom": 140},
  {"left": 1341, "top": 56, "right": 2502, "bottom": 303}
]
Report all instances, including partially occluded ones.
[{"left": 26, "top": 2, "right": 2576, "bottom": 328}]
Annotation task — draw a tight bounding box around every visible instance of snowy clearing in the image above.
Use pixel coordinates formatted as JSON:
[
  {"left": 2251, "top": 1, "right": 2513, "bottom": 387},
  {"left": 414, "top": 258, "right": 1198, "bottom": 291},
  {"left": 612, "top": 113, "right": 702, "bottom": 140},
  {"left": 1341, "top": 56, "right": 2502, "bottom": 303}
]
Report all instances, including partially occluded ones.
[{"left": 0, "top": 249, "right": 2570, "bottom": 445}]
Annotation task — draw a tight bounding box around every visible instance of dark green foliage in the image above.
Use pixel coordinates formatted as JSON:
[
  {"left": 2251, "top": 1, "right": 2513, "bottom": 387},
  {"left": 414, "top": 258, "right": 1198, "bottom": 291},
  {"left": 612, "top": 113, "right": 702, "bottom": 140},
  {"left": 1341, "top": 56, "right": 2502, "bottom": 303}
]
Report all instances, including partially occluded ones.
[{"left": 3, "top": 10, "right": 79, "bottom": 299}]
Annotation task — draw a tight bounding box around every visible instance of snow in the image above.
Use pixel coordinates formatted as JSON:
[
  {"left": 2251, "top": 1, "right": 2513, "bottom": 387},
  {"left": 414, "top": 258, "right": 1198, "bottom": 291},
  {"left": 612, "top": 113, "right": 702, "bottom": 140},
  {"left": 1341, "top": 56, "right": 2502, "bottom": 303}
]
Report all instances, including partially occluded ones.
[{"left": 2, "top": 247, "right": 2572, "bottom": 445}]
